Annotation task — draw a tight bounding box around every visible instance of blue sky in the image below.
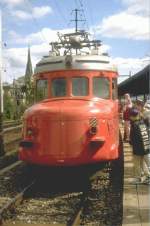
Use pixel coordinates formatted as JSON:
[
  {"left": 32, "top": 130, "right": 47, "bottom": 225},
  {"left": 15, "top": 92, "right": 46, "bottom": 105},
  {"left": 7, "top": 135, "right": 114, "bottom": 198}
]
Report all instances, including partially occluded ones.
[{"left": 0, "top": 0, "right": 149, "bottom": 83}]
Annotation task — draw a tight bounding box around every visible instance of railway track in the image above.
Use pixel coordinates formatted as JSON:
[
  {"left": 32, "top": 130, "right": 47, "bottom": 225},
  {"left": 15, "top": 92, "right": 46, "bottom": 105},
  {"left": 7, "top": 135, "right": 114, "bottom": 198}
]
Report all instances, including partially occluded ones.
[
  {"left": 0, "top": 124, "right": 22, "bottom": 175},
  {"left": 0, "top": 161, "right": 22, "bottom": 176},
  {"left": 0, "top": 160, "right": 123, "bottom": 226},
  {"left": 3, "top": 125, "right": 22, "bottom": 152},
  {"left": 0, "top": 180, "right": 35, "bottom": 225},
  {"left": 3, "top": 121, "right": 22, "bottom": 129},
  {"left": 70, "top": 163, "right": 123, "bottom": 226},
  {"left": 4, "top": 125, "right": 22, "bottom": 145},
  {"left": 0, "top": 150, "right": 18, "bottom": 170},
  {"left": 0, "top": 125, "right": 22, "bottom": 170},
  {"left": 0, "top": 160, "right": 33, "bottom": 225},
  {"left": 0, "top": 138, "right": 123, "bottom": 226},
  {"left": 4, "top": 138, "right": 21, "bottom": 153}
]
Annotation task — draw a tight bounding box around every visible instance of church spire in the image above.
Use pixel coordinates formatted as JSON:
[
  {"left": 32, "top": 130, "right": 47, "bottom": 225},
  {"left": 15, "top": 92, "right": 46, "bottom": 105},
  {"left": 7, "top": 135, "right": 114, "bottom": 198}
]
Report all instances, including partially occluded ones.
[
  {"left": 25, "top": 46, "right": 33, "bottom": 81},
  {"left": 24, "top": 46, "right": 33, "bottom": 106}
]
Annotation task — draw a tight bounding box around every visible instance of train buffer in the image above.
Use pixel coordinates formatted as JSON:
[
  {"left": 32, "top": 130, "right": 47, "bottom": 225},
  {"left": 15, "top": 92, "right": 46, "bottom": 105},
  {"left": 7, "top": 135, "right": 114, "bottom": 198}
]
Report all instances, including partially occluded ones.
[{"left": 122, "top": 141, "right": 150, "bottom": 226}]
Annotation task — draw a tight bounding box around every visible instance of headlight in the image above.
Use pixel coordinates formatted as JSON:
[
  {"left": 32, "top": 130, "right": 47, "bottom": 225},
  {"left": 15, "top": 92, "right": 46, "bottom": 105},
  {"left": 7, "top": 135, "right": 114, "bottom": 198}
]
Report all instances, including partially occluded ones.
[{"left": 27, "top": 128, "right": 34, "bottom": 136}]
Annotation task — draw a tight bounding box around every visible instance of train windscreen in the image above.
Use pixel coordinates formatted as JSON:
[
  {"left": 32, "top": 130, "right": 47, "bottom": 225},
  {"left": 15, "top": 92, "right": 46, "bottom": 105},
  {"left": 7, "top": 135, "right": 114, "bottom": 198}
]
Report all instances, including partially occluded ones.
[
  {"left": 51, "top": 78, "right": 67, "bottom": 97},
  {"left": 36, "top": 79, "right": 48, "bottom": 101},
  {"left": 93, "top": 77, "right": 110, "bottom": 99},
  {"left": 72, "top": 77, "right": 88, "bottom": 96}
]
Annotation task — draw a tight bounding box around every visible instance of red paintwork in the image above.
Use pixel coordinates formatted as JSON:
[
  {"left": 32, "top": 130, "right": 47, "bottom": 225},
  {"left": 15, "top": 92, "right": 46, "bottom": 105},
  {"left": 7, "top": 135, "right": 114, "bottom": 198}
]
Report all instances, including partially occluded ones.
[{"left": 19, "top": 70, "right": 119, "bottom": 166}]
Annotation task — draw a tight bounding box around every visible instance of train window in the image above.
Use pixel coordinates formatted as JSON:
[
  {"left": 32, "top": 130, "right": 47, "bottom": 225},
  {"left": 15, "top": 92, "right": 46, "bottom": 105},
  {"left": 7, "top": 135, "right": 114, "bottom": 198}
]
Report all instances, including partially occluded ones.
[
  {"left": 51, "top": 78, "right": 66, "bottom": 97},
  {"left": 72, "top": 77, "right": 88, "bottom": 96},
  {"left": 36, "top": 79, "right": 48, "bottom": 101},
  {"left": 112, "top": 78, "right": 118, "bottom": 100},
  {"left": 93, "top": 77, "right": 110, "bottom": 99}
]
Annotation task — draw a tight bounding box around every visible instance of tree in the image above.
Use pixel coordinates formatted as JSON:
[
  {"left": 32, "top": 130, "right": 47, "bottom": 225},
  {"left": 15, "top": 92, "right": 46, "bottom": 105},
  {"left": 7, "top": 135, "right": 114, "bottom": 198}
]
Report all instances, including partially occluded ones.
[{"left": 3, "top": 89, "right": 15, "bottom": 120}]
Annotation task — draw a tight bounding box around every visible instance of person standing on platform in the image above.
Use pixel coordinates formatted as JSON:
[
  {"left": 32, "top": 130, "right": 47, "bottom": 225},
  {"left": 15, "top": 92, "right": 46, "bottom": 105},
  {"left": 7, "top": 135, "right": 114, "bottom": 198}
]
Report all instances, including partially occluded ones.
[
  {"left": 123, "top": 93, "right": 132, "bottom": 142},
  {"left": 135, "top": 99, "right": 145, "bottom": 118},
  {"left": 130, "top": 107, "right": 150, "bottom": 184},
  {"left": 143, "top": 100, "right": 150, "bottom": 171}
]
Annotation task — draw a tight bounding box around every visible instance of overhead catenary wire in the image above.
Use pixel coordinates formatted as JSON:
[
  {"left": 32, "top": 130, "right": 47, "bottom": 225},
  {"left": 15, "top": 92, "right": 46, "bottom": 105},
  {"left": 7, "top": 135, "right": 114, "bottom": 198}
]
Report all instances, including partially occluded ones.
[
  {"left": 2, "top": 0, "right": 97, "bottom": 82},
  {"left": 52, "top": 0, "right": 69, "bottom": 27},
  {"left": 77, "top": 0, "right": 89, "bottom": 31},
  {"left": 72, "top": 0, "right": 89, "bottom": 32},
  {"left": 79, "top": 0, "right": 96, "bottom": 39}
]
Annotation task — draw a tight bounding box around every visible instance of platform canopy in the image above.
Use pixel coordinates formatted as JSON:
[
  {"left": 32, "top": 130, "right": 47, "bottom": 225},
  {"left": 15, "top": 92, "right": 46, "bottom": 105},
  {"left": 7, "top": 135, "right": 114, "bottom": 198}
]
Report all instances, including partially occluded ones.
[{"left": 118, "top": 65, "right": 150, "bottom": 96}]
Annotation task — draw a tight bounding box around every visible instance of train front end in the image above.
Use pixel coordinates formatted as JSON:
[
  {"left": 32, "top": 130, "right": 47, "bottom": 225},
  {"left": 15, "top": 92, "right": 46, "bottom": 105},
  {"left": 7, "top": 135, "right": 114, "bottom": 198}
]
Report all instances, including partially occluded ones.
[{"left": 19, "top": 32, "right": 119, "bottom": 166}]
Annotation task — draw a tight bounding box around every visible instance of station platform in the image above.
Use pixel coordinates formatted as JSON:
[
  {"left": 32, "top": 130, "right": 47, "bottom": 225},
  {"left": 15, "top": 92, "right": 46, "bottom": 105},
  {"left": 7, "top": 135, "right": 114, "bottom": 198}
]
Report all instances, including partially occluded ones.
[{"left": 122, "top": 141, "right": 150, "bottom": 226}]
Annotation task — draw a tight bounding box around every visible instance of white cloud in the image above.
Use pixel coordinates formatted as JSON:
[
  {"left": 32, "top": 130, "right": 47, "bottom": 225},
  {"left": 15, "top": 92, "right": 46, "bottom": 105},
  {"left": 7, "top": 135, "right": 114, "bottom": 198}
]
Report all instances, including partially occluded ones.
[
  {"left": 122, "top": 0, "right": 150, "bottom": 16},
  {"left": 13, "top": 10, "right": 30, "bottom": 20},
  {"left": 3, "top": 28, "right": 75, "bottom": 82},
  {"left": 113, "top": 56, "right": 150, "bottom": 83},
  {"left": 8, "top": 30, "right": 45, "bottom": 45},
  {"left": 4, "top": 43, "right": 51, "bottom": 71},
  {"left": 3, "top": 45, "right": 45, "bottom": 82},
  {"left": 3, "top": 42, "right": 149, "bottom": 83},
  {"left": 3, "top": 25, "right": 149, "bottom": 83},
  {"left": 94, "top": 0, "right": 149, "bottom": 40},
  {"left": 97, "top": 12, "right": 149, "bottom": 40},
  {"left": 12, "top": 6, "right": 52, "bottom": 20},
  {"left": 1, "top": 0, "right": 24, "bottom": 5},
  {"left": 32, "top": 6, "right": 52, "bottom": 18},
  {"left": 3, "top": 47, "right": 27, "bottom": 82},
  {"left": 8, "top": 28, "right": 75, "bottom": 45}
]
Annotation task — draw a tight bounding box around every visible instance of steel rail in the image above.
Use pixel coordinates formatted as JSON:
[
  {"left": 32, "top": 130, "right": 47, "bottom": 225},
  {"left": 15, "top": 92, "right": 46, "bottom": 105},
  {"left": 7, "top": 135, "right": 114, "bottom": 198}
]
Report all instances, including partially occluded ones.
[
  {"left": 69, "top": 207, "right": 83, "bottom": 226},
  {"left": 3, "top": 121, "right": 22, "bottom": 129},
  {"left": 0, "top": 150, "right": 18, "bottom": 170},
  {"left": 0, "top": 160, "right": 23, "bottom": 176},
  {"left": 4, "top": 125, "right": 22, "bottom": 134},
  {"left": 0, "top": 180, "right": 35, "bottom": 225},
  {"left": 68, "top": 192, "right": 87, "bottom": 226}
]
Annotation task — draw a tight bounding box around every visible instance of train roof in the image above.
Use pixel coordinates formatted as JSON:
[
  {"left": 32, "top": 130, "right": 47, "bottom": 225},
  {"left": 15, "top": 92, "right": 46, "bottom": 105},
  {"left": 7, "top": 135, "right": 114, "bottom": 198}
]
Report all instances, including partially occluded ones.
[
  {"left": 34, "top": 54, "right": 117, "bottom": 74},
  {"left": 34, "top": 31, "right": 117, "bottom": 74}
]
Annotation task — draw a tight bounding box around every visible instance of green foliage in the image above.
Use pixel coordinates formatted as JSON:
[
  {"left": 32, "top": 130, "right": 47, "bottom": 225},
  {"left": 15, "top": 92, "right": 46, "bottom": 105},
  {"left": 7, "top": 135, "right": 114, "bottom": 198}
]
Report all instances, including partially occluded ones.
[
  {"left": 23, "top": 79, "right": 34, "bottom": 106},
  {"left": 3, "top": 74, "right": 34, "bottom": 120},
  {"left": 3, "top": 91, "right": 15, "bottom": 120}
]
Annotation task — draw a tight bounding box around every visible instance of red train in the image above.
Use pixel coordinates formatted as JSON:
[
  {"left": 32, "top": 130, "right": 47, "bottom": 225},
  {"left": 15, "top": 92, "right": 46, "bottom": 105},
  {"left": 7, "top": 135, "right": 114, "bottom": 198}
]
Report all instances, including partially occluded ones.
[{"left": 19, "top": 31, "right": 119, "bottom": 166}]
